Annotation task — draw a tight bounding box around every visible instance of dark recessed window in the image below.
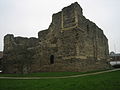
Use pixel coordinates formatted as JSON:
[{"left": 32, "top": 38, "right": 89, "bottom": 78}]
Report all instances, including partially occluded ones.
[{"left": 50, "top": 55, "right": 54, "bottom": 64}]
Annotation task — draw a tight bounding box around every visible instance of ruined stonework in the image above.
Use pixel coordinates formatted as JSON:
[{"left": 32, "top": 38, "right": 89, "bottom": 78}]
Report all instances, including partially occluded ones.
[
  {"left": 2, "top": 2, "right": 109, "bottom": 73},
  {"left": 0, "top": 51, "right": 3, "bottom": 71}
]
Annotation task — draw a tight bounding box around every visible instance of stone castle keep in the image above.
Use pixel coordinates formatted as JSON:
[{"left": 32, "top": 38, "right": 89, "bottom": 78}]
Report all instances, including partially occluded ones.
[{"left": 2, "top": 2, "right": 109, "bottom": 73}]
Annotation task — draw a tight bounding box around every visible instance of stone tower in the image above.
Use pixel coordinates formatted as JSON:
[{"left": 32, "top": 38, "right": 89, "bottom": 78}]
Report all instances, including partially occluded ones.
[{"left": 2, "top": 2, "right": 109, "bottom": 73}]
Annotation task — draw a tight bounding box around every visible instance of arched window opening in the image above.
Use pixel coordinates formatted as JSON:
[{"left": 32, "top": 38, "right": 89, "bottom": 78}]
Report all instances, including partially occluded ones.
[{"left": 50, "top": 55, "right": 54, "bottom": 64}]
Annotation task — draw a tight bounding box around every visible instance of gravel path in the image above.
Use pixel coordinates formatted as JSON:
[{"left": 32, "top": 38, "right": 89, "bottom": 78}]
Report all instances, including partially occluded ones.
[{"left": 0, "top": 68, "right": 120, "bottom": 79}]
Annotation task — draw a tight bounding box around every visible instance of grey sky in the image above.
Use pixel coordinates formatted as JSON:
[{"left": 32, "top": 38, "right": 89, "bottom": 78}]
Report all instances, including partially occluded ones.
[{"left": 0, "top": 0, "right": 120, "bottom": 53}]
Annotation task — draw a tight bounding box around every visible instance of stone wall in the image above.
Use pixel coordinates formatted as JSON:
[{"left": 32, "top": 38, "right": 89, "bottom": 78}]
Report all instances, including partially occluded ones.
[
  {"left": 3, "top": 34, "right": 38, "bottom": 73},
  {"left": 0, "top": 51, "right": 3, "bottom": 71},
  {"left": 2, "top": 2, "right": 109, "bottom": 73}
]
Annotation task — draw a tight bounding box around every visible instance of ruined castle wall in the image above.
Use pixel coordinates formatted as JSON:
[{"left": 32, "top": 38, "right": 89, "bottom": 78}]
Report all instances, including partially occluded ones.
[
  {"left": 45, "top": 2, "right": 109, "bottom": 61},
  {"left": 34, "top": 2, "right": 109, "bottom": 72},
  {"left": 2, "top": 2, "right": 110, "bottom": 73},
  {"left": 3, "top": 34, "right": 38, "bottom": 73}
]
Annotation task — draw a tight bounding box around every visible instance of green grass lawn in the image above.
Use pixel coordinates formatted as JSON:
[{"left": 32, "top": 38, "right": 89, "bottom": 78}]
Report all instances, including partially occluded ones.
[
  {"left": 0, "top": 70, "right": 120, "bottom": 90},
  {"left": 0, "top": 69, "right": 109, "bottom": 77}
]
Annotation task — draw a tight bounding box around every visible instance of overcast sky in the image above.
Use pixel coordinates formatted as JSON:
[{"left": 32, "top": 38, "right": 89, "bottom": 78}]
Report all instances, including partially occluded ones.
[{"left": 0, "top": 0, "right": 120, "bottom": 53}]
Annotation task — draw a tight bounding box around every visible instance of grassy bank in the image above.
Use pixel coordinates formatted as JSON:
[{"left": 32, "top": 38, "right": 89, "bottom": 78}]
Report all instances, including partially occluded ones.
[
  {"left": 0, "top": 69, "right": 109, "bottom": 77},
  {"left": 0, "top": 70, "right": 120, "bottom": 90}
]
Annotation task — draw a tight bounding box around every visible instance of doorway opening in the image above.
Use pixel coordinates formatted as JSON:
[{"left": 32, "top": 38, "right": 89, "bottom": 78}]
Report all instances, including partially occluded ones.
[{"left": 50, "top": 55, "right": 54, "bottom": 64}]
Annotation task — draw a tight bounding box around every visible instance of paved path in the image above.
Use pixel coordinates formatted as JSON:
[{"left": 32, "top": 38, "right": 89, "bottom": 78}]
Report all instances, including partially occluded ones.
[{"left": 0, "top": 68, "right": 120, "bottom": 79}]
